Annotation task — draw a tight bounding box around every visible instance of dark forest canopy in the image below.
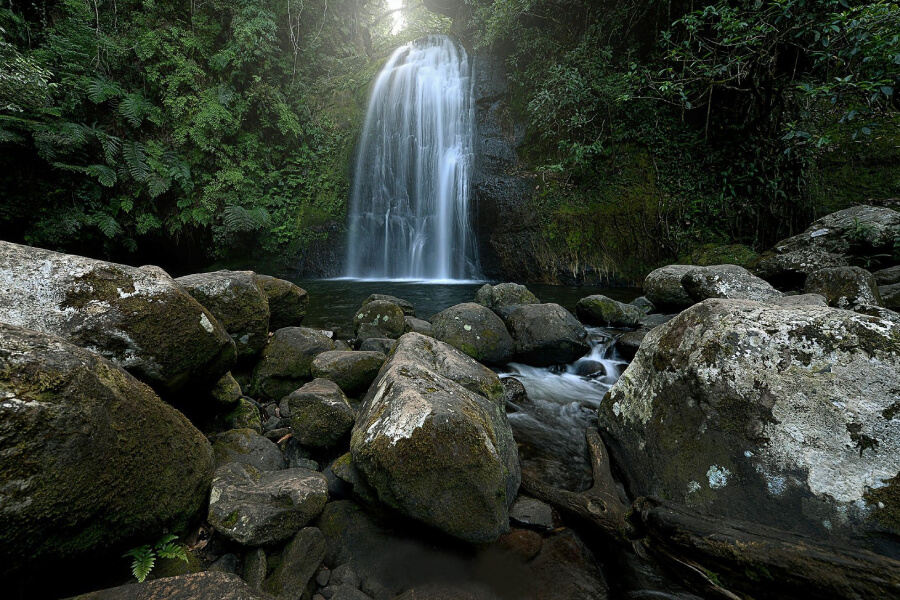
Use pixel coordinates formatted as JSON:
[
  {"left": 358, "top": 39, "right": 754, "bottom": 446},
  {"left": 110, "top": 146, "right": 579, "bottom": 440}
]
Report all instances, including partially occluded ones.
[{"left": 0, "top": 0, "right": 898, "bottom": 274}]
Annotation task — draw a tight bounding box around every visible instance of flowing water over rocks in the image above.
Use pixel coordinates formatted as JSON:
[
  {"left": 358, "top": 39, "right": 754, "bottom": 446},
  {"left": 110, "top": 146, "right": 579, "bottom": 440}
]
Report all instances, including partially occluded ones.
[{"left": 345, "top": 35, "right": 480, "bottom": 280}]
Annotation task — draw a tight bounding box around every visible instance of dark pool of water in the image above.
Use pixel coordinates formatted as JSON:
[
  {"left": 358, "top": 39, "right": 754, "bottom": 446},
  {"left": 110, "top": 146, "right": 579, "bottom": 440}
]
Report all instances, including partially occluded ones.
[{"left": 290, "top": 278, "right": 641, "bottom": 338}]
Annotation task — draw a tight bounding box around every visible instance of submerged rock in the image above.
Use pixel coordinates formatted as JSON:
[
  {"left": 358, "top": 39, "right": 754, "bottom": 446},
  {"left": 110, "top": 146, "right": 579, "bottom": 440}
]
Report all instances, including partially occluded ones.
[
  {"left": 257, "top": 275, "right": 309, "bottom": 330},
  {"left": 354, "top": 300, "right": 406, "bottom": 342},
  {"left": 431, "top": 302, "right": 515, "bottom": 365},
  {"left": 0, "top": 241, "right": 235, "bottom": 395},
  {"left": 351, "top": 334, "right": 520, "bottom": 543},
  {"left": 252, "top": 327, "right": 336, "bottom": 401},
  {"left": 642, "top": 265, "right": 696, "bottom": 311},
  {"left": 287, "top": 378, "right": 356, "bottom": 447},
  {"left": 0, "top": 324, "right": 213, "bottom": 574},
  {"left": 575, "top": 295, "right": 644, "bottom": 328},
  {"left": 208, "top": 463, "right": 328, "bottom": 546},
  {"left": 176, "top": 270, "right": 271, "bottom": 357},
  {"left": 599, "top": 298, "right": 900, "bottom": 548},
  {"left": 503, "top": 303, "right": 589, "bottom": 366},
  {"left": 804, "top": 266, "right": 882, "bottom": 309},
  {"left": 311, "top": 351, "right": 387, "bottom": 395},
  {"left": 680, "top": 264, "right": 782, "bottom": 302}
]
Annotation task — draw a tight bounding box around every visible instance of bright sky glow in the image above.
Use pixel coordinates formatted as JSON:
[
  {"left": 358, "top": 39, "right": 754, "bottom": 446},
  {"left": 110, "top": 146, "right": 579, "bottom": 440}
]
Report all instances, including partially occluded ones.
[{"left": 388, "top": 0, "right": 405, "bottom": 34}]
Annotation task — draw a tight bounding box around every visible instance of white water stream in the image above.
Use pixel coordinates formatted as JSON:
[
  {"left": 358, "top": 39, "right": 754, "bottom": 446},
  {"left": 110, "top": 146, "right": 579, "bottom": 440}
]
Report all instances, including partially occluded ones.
[{"left": 344, "top": 35, "right": 480, "bottom": 281}]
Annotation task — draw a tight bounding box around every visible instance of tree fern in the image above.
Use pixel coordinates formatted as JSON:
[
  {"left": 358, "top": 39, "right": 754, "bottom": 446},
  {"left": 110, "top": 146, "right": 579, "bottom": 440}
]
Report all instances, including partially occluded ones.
[{"left": 223, "top": 205, "right": 272, "bottom": 233}]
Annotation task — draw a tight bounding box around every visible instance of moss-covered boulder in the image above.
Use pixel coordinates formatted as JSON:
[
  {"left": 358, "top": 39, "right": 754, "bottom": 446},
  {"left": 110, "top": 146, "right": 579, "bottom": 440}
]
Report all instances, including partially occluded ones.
[
  {"left": 642, "top": 265, "right": 696, "bottom": 311},
  {"left": 404, "top": 316, "right": 434, "bottom": 337},
  {"left": 599, "top": 299, "right": 900, "bottom": 549},
  {"left": 359, "top": 338, "right": 397, "bottom": 354},
  {"left": 71, "top": 572, "right": 273, "bottom": 600},
  {"left": 354, "top": 300, "right": 406, "bottom": 342},
  {"left": 804, "top": 266, "right": 882, "bottom": 309},
  {"left": 575, "top": 295, "right": 644, "bottom": 328},
  {"left": 391, "top": 333, "right": 504, "bottom": 404},
  {"left": 207, "top": 463, "right": 328, "bottom": 546},
  {"left": 0, "top": 324, "right": 214, "bottom": 575},
  {"left": 262, "top": 527, "right": 326, "bottom": 599},
  {"left": 211, "top": 429, "right": 286, "bottom": 471},
  {"left": 681, "top": 264, "right": 783, "bottom": 303},
  {"left": 350, "top": 351, "right": 520, "bottom": 543},
  {"left": 176, "top": 270, "right": 270, "bottom": 358},
  {"left": 475, "top": 282, "right": 539, "bottom": 315},
  {"left": 0, "top": 241, "right": 235, "bottom": 396},
  {"left": 252, "top": 327, "right": 336, "bottom": 401},
  {"left": 430, "top": 303, "right": 515, "bottom": 365},
  {"left": 287, "top": 379, "right": 356, "bottom": 447},
  {"left": 685, "top": 243, "right": 759, "bottom": 267},
  {"left": 753, "top": 205, "right": 900, "bottom": 286},
  {"left": 211, "top": 372, "right": 243, "bottom": 407},
  {"left": 362, "top": 293, "right": 416, "bottom": 316},
  {"left": 256, "top": 274, "right": 309, "bottom": 330},
  {"left": 222, "top": 398, "right": 262, "bottom": 433},
  {"left": 310, "top": 351, "right": 386, "bottom": 395},
  {"left": 502, "top": 304, "right": 589, "bottom": 366}
]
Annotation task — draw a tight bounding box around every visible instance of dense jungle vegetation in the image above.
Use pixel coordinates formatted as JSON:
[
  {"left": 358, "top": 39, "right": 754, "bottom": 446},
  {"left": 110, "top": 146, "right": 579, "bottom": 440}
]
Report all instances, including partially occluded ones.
[{"left": 0, "top": 0, "right": 898, "bottom": 275}]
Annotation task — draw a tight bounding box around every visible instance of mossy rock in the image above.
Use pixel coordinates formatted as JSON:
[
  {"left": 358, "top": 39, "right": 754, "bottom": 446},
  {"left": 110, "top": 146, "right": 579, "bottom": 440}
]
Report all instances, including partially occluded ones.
[
  {"left": 353, "top": 300, "right": 406, "bottom": 342},
  {"left": 430, "top": 303, "right": 514, "bottom": 366},
  {"left": 211, "top": 372, "right": 243, "bottom": 407},
  {"left": 224, "top": 398, "right": 262, "bottom": 433},
  {"left": 176, "top": 270, "right": 271, "bottom": 358},
  {"left": 502, "top": 303, "right": 590, "bottom": 366},
  {"left": 0, "top": 241, "right": 236, "bottom": 397},
  {"left": 252, "top": 327, "right": 336, "bottom": 401},
  {"left": 575, "top": 295, "right": 644, "bottom": 328},
  {"left": 0, "top": 324, "right": 214, "bottom": 576},
  {"left": 287, "top": 379, "right": 356, "bottom": 448},
  {"left": 256, "top": 275, "right": 309, "bottom": 330},
  {"left": 310, "top": 350, "right": 386, "bottom": 395},
  {"left": 684, "top": 244, "right": 759, "bottom": 268}
]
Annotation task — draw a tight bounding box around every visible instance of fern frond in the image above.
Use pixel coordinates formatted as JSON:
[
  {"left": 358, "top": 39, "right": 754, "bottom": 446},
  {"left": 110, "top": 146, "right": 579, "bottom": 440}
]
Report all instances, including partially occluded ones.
[
  {"left": 94, "top": 213, "right": 122, "bottom": 238},
  {"left": 87, "top": 77, "right": 125, "bottom": 104},
  {"left": 99, "top": 134, "right": 122, "bottom": 165},
  {"left": 122, "top": 141, "right": 151, "bottom": 183},
  {"left": 122, "top": 237, "right": 138, "bottom": 252},
  {"left": 86, "top": 164, "right": 117, "bottom": 187},
  {"left": 147, "top": 173, "right": 171, "bottom": 198},
  {"left": 222, "top": 205, "right": 272, "bottom": 233},
  {"left": 119, "top": 197, "right": 134, "bottom": 213},
  {"left": 124, "top": 545, "right": 155, "bottom": 583}
]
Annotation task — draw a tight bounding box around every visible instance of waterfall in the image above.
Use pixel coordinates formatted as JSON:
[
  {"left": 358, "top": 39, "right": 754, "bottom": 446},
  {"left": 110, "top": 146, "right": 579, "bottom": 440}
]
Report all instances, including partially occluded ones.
[{"left": 344, "top": 35, "right": 481, "bottom": 281}]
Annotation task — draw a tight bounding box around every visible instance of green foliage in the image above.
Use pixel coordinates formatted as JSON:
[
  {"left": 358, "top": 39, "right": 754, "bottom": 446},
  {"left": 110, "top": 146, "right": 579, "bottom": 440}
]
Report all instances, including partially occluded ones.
[{"left": 124, "top": 534, "right": 188, "bottom": 583}]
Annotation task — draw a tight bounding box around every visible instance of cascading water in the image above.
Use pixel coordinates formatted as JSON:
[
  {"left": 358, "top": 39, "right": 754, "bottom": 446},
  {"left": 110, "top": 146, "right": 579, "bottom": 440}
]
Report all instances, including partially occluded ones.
[{"left": 344, "top": 35, "right": 481, "bottom": 281}]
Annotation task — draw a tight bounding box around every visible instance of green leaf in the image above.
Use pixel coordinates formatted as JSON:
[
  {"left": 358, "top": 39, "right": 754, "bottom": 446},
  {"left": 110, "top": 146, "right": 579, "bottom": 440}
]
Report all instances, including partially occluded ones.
[{"left": 87, "top": 165, "right": 117, "bottom": 187}]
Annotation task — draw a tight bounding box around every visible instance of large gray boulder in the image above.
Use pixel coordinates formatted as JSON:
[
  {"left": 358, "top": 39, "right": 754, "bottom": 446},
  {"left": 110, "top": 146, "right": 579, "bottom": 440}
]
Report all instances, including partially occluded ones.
[
  {"left": 354, "top": 300, "right": 406, "bottom": 342},
  {"left": 252, "top": 327, "right": 336, "bottom": 401},
  {"left": 287, "top": 379, "right": 356, "bottom": 447},
  {"left": 0, "top": 241, "right": 235, "bottom": 395},
  {"left": 404, "top": 316, "right": 434, "bottom": 337},
  {"left": 475, "top": 282, "right": 540, "bottom": 314},
  {"left": 211, "top": 429, "right": 286, "bottom": 471},
  {"left": 262, "top": 527, "right": 325, "bottom": 599},
  {"left": 881, "top": 284, "right": 900, "bottom": 311},
  {"left": 310, "top": 351, "right": 386, "bottom": 395},
  {"left": 176, "top": 270, "right": 270, "bottom": 357},
  {"left": 753, "top": 205, "right": 900, "bottom": 285},
  {"left": 803, "top": 266, "right": 882, "bottom": 309},
  {"left": 681, "top": 264, "right": 782, "bottom": 302},
  {"left": 70, "top": 572, "right": 274, "bottom": 600},
  {"left": 362, "top": 294, "right": 416, "bottom": 316},
  {"left": 502, "top": 304, "right": 589, "bottom": 366},
  {"left": 390, "top": 333, "right": 504, "bottom": 403},
  {"left": 431, "top": 302, "right": 515, "bottom": 365},
  {"left": 575, "top": 295, "right": 644, "bottom": 328},
  {"left": 256, "top": 275, "right": 308, "bottom": 330},
  {"left": 643, "top": 265, "right": 696, "bottom": 311},
  {"left": 599, "top": 298, "right": 900, "bottom": 547},
  {"left": 350, "top": 334, "right": 520, "bottom": 543},
  {"left": 0, "top": 325, "right": 214, "bottom": 574},
  {"left": 207, "top": 463, "right": 328, "bottom": 546}
]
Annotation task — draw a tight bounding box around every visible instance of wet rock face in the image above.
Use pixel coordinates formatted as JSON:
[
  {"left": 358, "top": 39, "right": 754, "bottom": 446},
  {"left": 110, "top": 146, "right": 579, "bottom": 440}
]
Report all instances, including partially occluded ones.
[
  {"left": 502, "top": 303, "right": 590, "bottom": 366},
  {"left": 599, "top": 298, "right": 900, "bottom": 548},
  {"left": 0, "top": 324, "right": 214, "bottom": 574},
  {"left": 175, "top": 270, "right": 271, "bottom": 357},
  {"left": 207, "top": 463, "right": 328, "bottom": 546},
  {"left": 681, "top": 264, "right": 783, "bottom": 303},
  {"left": 753, "top": 205, "right": 900, "bottom": 286},
  {"left": 643, "top": 265, "right": 696, "bottom": 311},
  {"left": 350, "top": 334, "right": 520, "bottom": 543},
  {"left": 252, "top": 327, "right": 336, "bottom": 401},
  {"left": 0, "top": 241, "right": 235, "bottom": 395},
  {"left": 256, "top": 275, "right": 308, "bottom": 330},
  {"left": 431, "top": 302, "right": 515, "bottom": 365},
  {"left": 804, "top": 266, "right": 882, "bottom": 309}
]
